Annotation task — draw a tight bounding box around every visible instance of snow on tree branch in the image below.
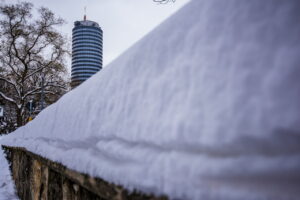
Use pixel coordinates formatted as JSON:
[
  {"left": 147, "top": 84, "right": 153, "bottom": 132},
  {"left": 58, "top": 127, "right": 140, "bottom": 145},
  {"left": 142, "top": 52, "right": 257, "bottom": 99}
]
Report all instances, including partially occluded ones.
[
  {"left": 0, "top": 77, "right": 20, "bottom": 97},
  {"left": 0, "top": 91, "right": 17, "bottom": 105},
  {"left": 0, "top": 2, "right": 70, "bottom": 127}
]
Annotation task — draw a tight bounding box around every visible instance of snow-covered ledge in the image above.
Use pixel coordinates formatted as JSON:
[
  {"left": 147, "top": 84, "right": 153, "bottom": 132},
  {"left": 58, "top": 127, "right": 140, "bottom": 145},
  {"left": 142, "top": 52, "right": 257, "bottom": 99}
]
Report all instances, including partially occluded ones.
[
  {"left": 1, "top": 0, "right": 300, "bottom": 199},
  {"left": 2, "top": 145, "right": 167, "bottom": 200}
]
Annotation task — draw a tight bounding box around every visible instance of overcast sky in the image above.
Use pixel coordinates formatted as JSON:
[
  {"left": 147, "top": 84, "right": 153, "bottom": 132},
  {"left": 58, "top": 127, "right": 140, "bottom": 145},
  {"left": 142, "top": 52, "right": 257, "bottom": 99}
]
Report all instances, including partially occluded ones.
[{"left": 4, "top": 0, "right": 189, "bottom": 72}]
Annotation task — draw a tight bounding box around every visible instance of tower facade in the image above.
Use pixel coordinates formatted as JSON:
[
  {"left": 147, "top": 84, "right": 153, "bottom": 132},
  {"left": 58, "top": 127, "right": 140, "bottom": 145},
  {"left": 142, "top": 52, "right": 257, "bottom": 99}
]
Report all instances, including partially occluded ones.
[{"left": 71, "top": 19, "right": 103, "bottom": 88}]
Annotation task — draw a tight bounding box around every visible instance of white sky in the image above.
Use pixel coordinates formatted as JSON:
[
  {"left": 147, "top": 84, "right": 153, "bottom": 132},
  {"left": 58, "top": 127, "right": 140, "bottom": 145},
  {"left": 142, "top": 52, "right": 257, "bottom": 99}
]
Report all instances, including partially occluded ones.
[{"left": 5, "top": 0, "right": 190, "bottom": 72}]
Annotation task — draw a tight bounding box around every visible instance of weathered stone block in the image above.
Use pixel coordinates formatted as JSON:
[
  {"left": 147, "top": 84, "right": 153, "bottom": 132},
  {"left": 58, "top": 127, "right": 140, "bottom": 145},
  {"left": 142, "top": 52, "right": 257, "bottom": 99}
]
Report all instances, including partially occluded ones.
[{"left": 2, "top": 146, "right": 168, "bottom": 200}]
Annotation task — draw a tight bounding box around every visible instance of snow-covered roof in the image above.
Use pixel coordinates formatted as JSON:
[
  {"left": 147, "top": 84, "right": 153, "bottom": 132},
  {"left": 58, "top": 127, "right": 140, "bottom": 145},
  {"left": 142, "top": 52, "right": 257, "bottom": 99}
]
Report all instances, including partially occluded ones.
[{"left": 2, "top": 0, "right": 300, "bottom": 199}]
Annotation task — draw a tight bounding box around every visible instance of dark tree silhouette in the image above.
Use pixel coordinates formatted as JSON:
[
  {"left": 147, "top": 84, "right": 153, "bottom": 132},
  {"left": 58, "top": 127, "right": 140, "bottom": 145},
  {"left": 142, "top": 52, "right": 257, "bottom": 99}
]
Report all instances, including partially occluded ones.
[{"left": 0, "top": 2, "right": 70, "bottom": 128}]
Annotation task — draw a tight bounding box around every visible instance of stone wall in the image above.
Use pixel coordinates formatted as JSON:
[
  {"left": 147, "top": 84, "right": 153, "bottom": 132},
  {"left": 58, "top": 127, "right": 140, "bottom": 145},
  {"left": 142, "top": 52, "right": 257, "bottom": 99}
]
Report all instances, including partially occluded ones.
[{"left": 2, "top": 146, "right": 167, "bottom": 200}]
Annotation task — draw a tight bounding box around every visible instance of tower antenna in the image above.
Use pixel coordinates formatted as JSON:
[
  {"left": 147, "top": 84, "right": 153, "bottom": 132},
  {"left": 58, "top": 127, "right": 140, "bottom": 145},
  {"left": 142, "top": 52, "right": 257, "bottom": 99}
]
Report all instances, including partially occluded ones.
[{"left": 84, "top": 6, "right": 87, "bottom": 21}]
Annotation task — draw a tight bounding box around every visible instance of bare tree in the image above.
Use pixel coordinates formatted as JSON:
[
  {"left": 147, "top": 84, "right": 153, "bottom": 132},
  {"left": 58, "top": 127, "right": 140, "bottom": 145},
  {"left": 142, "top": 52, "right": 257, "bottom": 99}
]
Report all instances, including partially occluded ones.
[{"left": 0, "top": 2, "right": 70, "bottom": 127}]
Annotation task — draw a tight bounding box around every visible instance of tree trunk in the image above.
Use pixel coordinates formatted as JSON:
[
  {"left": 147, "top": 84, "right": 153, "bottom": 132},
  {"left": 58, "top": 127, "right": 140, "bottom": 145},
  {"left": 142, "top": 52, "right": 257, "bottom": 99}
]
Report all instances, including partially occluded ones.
[{"left": 16, "top": 108, "right": 23, "bottom": 127}]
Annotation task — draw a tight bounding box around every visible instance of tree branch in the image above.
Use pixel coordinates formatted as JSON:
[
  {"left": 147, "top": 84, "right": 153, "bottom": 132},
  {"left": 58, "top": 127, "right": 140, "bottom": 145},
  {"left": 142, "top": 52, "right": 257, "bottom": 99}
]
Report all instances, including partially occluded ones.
[
  {"left": 0, "top": 91, "right": 17, "bottom": 106},
  {"left": 0, "top": 77, "right": 20, "bottom": 97}
]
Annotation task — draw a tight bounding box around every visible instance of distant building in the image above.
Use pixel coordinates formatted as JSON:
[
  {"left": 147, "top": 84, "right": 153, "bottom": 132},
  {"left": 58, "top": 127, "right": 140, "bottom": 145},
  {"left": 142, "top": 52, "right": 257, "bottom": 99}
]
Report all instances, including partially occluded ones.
[{"left": 71, "top": 16, "right": 103, "bottom": 88}]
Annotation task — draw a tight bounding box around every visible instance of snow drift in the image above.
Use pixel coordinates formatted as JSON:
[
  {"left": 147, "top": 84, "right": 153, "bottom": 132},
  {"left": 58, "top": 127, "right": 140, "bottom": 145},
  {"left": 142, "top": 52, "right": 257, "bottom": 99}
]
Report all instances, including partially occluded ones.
[{"left": 2, "top": 0, "right": 300, "bottom": 199}]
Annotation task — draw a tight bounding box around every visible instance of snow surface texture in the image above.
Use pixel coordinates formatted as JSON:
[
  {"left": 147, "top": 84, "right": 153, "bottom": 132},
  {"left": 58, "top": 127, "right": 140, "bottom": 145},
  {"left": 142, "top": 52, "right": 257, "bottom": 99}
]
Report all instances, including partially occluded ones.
[
  {"left": 2, "top": 0, "right": 300, "bottom": 199},
  {"left": 0, "top": 138, "right": 18, "bottom": 200}
]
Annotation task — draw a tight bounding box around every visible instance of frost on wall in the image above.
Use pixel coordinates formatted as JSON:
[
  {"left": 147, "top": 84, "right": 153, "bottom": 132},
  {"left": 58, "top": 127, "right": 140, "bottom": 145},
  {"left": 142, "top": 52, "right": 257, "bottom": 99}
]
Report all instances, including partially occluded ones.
[{"left": 2, "top": 0, "right": 300, "bottom": 199}]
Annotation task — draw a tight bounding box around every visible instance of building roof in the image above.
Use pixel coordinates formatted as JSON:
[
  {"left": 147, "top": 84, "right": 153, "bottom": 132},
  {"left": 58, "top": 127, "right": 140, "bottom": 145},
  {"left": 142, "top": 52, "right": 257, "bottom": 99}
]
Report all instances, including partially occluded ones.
[{"left": 74, "top": 20, "right": 100, "bottom": 28}]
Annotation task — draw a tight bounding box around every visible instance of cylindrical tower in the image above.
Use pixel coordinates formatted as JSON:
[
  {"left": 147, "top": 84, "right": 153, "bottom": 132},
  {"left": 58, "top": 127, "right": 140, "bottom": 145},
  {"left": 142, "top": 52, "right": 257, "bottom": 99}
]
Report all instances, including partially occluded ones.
[{"left": 71, "top": 19, "right": 103, "bottom": 88}]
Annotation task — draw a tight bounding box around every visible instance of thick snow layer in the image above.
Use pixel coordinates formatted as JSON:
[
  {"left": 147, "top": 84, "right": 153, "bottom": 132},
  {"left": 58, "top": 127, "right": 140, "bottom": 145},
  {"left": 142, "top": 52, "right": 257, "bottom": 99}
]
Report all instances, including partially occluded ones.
[
  {"left": 2, "top": 0, "right": 300, "bottom": 199},
  {"left": 0, "top": 138, "right": 18, "bottom": 200}
]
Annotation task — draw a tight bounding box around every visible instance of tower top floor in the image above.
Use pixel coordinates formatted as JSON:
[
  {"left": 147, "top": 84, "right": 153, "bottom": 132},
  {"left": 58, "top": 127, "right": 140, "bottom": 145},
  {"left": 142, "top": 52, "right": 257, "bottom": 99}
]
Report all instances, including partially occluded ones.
[{"left": 74, "top": 20, "right": 100, "bottom": 28}]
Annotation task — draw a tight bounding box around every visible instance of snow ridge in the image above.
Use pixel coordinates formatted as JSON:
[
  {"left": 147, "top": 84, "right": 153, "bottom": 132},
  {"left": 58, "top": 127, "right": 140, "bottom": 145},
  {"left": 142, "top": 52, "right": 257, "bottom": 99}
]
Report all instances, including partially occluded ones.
[{"left": 2, "top": 0, "right": 300, "bottom": 199}]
